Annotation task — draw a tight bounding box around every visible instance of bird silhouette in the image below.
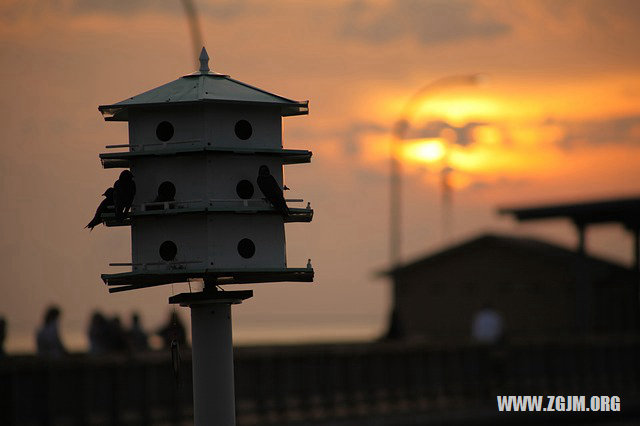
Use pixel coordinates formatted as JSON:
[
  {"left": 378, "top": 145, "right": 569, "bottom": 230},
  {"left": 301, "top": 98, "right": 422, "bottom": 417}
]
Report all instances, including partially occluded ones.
[
  {"left": 257, "top": 165, "right": 289, "bottom": 216},
  {"left": 114, "top": 170, "right": 136, "bottom": 220},
  {"left": 86, "top": 187, "right": 115, "bottom": 231}
]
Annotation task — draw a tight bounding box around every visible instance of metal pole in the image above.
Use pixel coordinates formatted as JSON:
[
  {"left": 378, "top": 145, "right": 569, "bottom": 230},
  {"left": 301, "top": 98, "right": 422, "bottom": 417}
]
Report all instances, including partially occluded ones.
[
  {"left": 389, "top": 127, "right": 403, "bottom": 267},
  {"left": 190, "top": 302, "right": 236, "bottom": 426}
]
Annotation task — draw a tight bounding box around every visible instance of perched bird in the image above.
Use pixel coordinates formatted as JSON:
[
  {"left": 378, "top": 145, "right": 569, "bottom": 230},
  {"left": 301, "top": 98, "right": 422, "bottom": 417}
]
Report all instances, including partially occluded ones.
[
  {"left": 86, "top": 187, "right": 114, "bottom": 231},
  {"left": 257, "top": 165, "right": 289, "bottom": 216},
  {"left": 114, "top": 170, "right": 136, "bottom": 220}
]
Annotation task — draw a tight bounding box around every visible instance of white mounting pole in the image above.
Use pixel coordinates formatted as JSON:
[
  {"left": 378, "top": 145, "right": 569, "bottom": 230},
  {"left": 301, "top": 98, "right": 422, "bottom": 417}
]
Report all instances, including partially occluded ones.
[
  {"left": 170, "top": 289, "right": 252, "bottom": 426},
  {"left": 191, "top": 302, "right": 235, "bottom": 425}
]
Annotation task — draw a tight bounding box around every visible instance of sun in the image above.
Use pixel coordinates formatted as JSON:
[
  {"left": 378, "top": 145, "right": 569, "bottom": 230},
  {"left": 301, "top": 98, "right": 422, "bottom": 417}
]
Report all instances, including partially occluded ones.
[{"left": 402, "top": 138, "right": 447, "bottom": 163}]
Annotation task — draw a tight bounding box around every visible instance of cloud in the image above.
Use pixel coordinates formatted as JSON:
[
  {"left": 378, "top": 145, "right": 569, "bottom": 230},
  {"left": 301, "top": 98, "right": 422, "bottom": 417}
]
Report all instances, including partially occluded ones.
[
  {"left": 74, "top": 0, "right": 253, "bottom": 19},
  {"left": 342, "top": 0, "right": 511, "bottom": 45},
  {"left": 288, "top": 120, "right": 387, "bottom": 158},
  {"left": 407, "top": 120, "right": 487, "bottom": 146},
  {"left": 0, "top": 0, "right": 251, "bottom": 22},
  {"left": 342, "top": 121, "right": 387, "bottom": 156},
  {"left": 408, "top": 114, "right": 640, "bottom": 153},
  {"left": 69, "top": 0, "right": 182, "bottom": 15},
  {"left": 536, "top": 0, "right": 640, "bottom": 27},
  {"left": 549, "top": 115, "right": 640, "bottom": 150},
  {"left": 463, "top": 176, "right": 531, "bottom": 192}
]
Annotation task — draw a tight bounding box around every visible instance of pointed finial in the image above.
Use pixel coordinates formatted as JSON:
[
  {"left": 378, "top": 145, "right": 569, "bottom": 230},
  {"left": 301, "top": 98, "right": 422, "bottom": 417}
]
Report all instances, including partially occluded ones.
[{"left": 199, "top": 47, "right": 210, "bottom": 73}]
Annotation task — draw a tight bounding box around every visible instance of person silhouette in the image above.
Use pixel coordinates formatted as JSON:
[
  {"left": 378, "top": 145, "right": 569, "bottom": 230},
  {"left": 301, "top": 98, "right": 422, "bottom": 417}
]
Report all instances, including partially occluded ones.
[
  {"left": 88, "top": 311, "right": 109, "bottom": 355},
  {"left": 36, "top": 306, "right": 67, "bottom": 358},
  {"left": 128, "top": 312, "right": 149, "bottom": 353},
  {"left": 471, "top": 302, "right": 504, "bottom": 344},
  {"left": 0, "top": 316, "right": 6, "bottom": 357}
]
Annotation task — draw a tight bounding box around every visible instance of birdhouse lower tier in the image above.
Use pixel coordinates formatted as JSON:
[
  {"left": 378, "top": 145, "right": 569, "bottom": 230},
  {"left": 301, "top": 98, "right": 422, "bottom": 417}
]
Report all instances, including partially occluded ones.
[
  {"left": 103, "top": 212, "right": 313, "bottom": 292},
  {"left": 133, "top": 213, "right": 285, "bottom": 269}
]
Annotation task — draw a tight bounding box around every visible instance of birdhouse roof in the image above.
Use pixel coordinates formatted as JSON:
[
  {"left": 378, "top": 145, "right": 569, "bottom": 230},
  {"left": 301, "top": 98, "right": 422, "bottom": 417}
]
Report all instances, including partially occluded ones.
[{"left": 99, "top": 47, "right": 309, "bottom": 121}]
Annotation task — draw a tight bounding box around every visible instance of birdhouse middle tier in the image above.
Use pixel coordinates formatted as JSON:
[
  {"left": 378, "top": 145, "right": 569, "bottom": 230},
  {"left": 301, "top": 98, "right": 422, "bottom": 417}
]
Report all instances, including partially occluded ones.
[{"left": 100, "top": 147, "right": 311, "bottom": 209}]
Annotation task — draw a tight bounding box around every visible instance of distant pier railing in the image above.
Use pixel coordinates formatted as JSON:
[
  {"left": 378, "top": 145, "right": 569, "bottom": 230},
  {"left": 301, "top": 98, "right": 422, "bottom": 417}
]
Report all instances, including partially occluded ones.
[{"left": 1, "top": 339, "right": 639, "bottom": 425}]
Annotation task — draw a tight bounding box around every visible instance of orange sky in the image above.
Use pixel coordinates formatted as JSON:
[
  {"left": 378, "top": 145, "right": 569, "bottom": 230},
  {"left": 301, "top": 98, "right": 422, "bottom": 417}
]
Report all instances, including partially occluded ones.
[{"left": 1, "top": 0, "right": 639, "bottom": 352}]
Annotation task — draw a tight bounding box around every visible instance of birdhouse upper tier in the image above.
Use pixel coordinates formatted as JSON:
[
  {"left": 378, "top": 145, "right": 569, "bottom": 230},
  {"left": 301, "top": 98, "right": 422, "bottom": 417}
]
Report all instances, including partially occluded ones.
[
  {"left": 98, "top": 48, "right": 313, "bottom": 293},
  {"left": 99, "top": 48, "right": 307, "bottom": 148}
]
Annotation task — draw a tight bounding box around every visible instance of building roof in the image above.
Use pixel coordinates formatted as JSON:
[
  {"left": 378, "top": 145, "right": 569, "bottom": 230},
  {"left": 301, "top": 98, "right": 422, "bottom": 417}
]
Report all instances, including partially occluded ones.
[
  {"left": 498, "top": 195, "right": 640, "bottom": 228},
  {"left": 98, "top": 47, "right": 309, "bottom": 121},
  {"left": 386, "top": 233, "right": 630, "bottom": 277}
]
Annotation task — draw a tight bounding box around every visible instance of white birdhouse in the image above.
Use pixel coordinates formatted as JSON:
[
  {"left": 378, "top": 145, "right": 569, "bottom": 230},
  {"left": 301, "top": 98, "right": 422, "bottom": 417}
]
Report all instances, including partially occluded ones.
[{"left": 98, "top": 48, "right": 313, "bottom": 292}]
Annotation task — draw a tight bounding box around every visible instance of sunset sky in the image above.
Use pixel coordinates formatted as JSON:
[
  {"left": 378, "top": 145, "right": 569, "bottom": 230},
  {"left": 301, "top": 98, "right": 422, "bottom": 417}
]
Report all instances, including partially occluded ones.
[{"left": 1, "top": 0, "right": 640, "bottom": 352}]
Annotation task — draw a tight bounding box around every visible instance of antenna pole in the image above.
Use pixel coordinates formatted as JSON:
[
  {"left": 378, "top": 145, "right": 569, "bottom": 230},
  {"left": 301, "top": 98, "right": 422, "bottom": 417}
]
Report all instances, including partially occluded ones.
[{"left": 181, "top": 0, "right": 204, "bottom": 69}]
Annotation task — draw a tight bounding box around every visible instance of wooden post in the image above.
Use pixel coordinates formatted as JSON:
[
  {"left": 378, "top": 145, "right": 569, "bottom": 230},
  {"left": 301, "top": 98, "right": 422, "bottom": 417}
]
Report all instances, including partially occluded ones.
[{"left": 633, "top": 225, "right": 640, "bottom": 274}]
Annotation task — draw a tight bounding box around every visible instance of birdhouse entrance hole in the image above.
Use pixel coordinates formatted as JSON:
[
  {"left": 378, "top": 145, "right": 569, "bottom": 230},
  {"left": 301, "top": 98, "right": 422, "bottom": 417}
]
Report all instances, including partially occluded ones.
[
  {"left": 157, "top": 181, "right": 176, "bottom": 202},
  {"left": 234, "top": 120, "right": 252, "bottom": 140},
  {"left": 156, "top": 121, "right": 175, "bottom": 142},
  {"left": 236, "top": 180, "right": 254, "bottom": 199},
  {"left": 237, "top": 238, "right": 255, "bottom": 258},
  {"left": 159, "top": 240, "right": 178, "bottom": 261}
]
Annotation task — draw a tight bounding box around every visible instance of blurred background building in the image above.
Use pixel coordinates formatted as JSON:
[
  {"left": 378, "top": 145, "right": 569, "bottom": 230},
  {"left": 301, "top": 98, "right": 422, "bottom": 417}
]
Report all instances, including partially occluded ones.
[{"left": 388, "top": 233, "right": 638, "bottom": 342}]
